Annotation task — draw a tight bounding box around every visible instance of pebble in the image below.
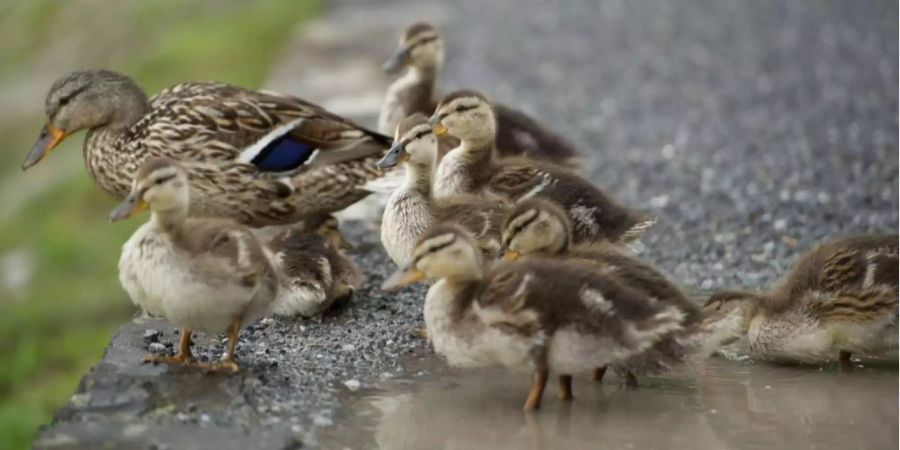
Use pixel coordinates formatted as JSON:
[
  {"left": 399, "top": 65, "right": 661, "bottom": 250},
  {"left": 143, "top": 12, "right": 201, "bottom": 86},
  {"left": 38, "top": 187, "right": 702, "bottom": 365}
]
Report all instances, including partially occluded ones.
[
  {"left": 147, "top": 342, "right": 166, "bottom": 353},
  {"left": 142, "top": 329, "right": 161, "bottom": 344}
]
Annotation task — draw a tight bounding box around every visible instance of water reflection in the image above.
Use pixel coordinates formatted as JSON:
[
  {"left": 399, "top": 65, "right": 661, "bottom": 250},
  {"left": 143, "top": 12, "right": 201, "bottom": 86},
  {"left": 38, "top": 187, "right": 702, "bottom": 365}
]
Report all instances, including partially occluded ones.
[{"left": 320, "top": 358, "right": 897, "bottom": 450}]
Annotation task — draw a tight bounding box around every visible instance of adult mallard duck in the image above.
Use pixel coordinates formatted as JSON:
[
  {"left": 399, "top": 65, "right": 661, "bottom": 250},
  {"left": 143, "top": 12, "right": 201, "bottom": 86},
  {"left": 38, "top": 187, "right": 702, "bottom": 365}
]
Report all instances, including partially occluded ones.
[
  {"left": 380, "top": 22, "right": 581, "bottom": 167},
  {"left": 382, "top": 224, "right": 685, "bottom": 410},
  {"left": 429, "top": 90, "right": 655, "bottom": 244},
  {"left": 499, "top": 198, "right": 716, "bottom": 386},
  {"left": 22, "top": 69, "right": 393, "bottom": 227},
  {"left": 376, "top": 113, "right": 505, "bottom": 266},
  {"left": 112, "top": 157, "right": 278, "bottom": 373},
  {"left": 702, "top": 234, "right": 899, "bottom": 370}
]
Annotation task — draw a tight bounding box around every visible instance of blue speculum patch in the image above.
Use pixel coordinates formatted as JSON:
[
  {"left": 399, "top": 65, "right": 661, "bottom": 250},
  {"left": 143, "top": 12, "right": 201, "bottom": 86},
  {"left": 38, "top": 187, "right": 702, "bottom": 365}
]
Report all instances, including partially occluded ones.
[{"left": 251, "top": 135, "right": 317, "bottom": 172}]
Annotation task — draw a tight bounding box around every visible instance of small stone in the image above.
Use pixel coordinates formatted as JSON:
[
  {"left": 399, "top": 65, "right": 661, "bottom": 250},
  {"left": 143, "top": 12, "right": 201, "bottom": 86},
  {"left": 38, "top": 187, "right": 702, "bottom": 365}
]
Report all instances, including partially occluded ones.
[
  {"left": 773, "top": 218, "right": 787, "bottom": 231},
  {"left": 343, "top": 379, "right": 361, "bottom": 391},
  {"left": 143, "top": 329, "right": 161, "bottom": 344},
  {"left": 148, "top": 342, "right": 166, "bottom": 353},
  {"left": 661, "top": 144, "right": 676, "bottom": 160},
  {"left": 649, "top": 194, "right": 669, "bottom": 209},
  {"left": 311, "top": 414, "right": 333, "bottom": 427}
]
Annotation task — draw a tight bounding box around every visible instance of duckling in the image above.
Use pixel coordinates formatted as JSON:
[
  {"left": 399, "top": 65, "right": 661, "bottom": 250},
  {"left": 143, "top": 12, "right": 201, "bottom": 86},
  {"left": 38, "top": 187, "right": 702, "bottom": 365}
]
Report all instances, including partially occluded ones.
[
  {"left": 381, "top": 22, "right": 581, "bottom": 167},
  {"left": 499, "top": 198, "right": 703, "bottom": 385},
  {"left": 264, "top": 217, "right": 362, "bottom": 318},
  {"left": 376, "top": 113, "right": 505, "bottom": 266},
  {"left": 702, "top": 234, "right": 899, "bottom": 370},
  {"left": 112, "top": 157, "right": 277, "bottom": 373},
  {"left": 382, "top": 224, "right": 685, "bottom": 410},
  {"left": 429, "top": 90, "right": 655, "bottom": 245}
]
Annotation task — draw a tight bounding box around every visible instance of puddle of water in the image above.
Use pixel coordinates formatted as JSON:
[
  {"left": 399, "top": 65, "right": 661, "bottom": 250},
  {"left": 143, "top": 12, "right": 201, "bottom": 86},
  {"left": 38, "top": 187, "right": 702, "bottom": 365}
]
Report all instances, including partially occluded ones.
[{"left": 319, "top": 356, "right": 898, "bottom": 450}]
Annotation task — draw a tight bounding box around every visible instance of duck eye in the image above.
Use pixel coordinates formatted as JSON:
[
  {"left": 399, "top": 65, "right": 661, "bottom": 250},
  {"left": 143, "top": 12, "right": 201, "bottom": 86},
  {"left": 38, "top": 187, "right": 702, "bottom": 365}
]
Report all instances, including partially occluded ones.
[
  {"left": 455, "top": 105, "right": 465, "bottom": 113},
  {"left": 155, "top": 178, "right": 165, "bottom": 185},
  {"left": 58, "top": 96, "right": 71, "bottom": 107}
]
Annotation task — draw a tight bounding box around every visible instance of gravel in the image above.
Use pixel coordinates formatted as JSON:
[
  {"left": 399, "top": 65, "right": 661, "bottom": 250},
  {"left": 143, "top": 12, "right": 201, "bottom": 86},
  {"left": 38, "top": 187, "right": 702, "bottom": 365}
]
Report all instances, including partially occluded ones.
[{"left": 34, "top": 0, "right": 897, "bottom": 448}]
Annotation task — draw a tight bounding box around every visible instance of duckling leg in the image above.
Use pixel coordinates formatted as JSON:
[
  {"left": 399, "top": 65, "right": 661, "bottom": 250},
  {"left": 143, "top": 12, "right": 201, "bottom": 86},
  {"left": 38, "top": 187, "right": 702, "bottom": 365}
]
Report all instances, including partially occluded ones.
[
  {"left": 143, "top": 327, "right": 194, "bottom": 365},
  {"left": 591, "top": 366, "right": 607, "bottom": 383},
  {"left": 557, "top": 375, "right": 574, "bottom": 401},
  {"left": 523, "top": 368, "right": 549, "bottom": 411},
  {"left": 197, "top": 319, "right": 241, "bottom": 374},
  {"left": 838, "top": 351, "right": 854, "bottom": 373},
  {"left": 217, "top": 318, "right": 242, "bottom": 373},
  {"left": 625, "top": 372, "right": 639, "bottom": 389}
]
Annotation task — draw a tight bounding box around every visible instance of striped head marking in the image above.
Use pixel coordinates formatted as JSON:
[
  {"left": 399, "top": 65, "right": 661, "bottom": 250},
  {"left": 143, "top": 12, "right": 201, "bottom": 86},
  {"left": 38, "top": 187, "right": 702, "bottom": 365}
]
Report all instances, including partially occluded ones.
[
  {"left": 383, "top": 22, "right": 444, "bottom": 73},
  {"left": 411, "top": 225, "right": 484, "bottom": 280},
  {"left": 430, "top": 90, "right": 495, "bottom": 142},
  {"left": 380, "top": 114, "right": 437, "bottom": 169},
  {"left": 501, "top": 199, "right": 572, "bottom": 258},
  {"left": 701, "top": 291, "right": 759, "bottom": 344},
  {"left": 110, "top": 157, "right": 189, "bottom": 221}
]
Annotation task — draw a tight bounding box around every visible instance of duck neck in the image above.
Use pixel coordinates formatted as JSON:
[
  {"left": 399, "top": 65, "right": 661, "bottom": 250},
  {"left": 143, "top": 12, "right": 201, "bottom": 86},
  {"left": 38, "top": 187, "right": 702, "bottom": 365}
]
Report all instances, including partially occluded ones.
[
  {"left": 454, "top": 137, "right": 496, "bottom": 187},
  {"left": 410, "top": 64, "right": 438, "bottom": 84},
  {"left": 393, "top": 67, "right": 437, "bottom": 113},
  {"left": 448, "top": 260, "right": 485, "bottom": 283},
  {"left": 151, "top": 205, "right": 189, "bottom": 237},
  {"left": 83, "top": 84, "right": 150, "bottom": 198},
  {"left": 403, "top": 159, "right": 435, "bottom": 198}
]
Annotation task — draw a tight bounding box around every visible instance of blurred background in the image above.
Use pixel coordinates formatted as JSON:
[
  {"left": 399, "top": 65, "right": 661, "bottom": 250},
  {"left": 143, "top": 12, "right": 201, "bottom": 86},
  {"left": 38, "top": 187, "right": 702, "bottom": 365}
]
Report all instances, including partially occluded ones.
[{"left": 0, "top": 1, "right": 316, "bottom": 446}]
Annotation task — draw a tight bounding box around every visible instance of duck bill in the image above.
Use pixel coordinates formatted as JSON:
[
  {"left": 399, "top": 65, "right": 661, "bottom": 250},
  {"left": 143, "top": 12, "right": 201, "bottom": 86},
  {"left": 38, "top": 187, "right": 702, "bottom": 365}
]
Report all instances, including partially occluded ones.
[
  {"left": 383, "top": 47, "right": 411, "bottom": 74},
  {"left": 428, "top": 114, "right": 448, "bottom": 136},
  {"left": 22, "top": 125, "right": 67, "bottom": 170},
  {"left": 502, "top": 249, "right": 521, "bottom": 261},
  {"left": 376, "top": 143, "right": 410, "bottom": 169},
  {"left": 381, "top": 266, "right": 426, "bottom": 291},
  {"left": 109, "top": 192, "right": 148, "bottom": 222}
]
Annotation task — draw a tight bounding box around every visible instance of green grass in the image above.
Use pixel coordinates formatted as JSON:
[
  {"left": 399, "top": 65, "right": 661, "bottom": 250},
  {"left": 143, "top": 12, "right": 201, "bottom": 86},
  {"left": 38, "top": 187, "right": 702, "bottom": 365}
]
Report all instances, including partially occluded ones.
[{"left": 0, "top": 1, "right": 317, "bottom": 448}]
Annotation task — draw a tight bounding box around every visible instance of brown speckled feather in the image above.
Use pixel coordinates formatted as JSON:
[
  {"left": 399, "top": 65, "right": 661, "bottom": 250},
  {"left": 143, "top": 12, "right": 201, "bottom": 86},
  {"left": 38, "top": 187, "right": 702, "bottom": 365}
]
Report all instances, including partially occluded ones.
[
  {"left": 170, "top": 217, "right": 274, "bottom": 288},
  {"left": 571, "top": 244, "right": 699, "bottom": 322},
  {"left": 770, "top": 234, "right": 899, "bottom": 310},
  {"left": 477, "top": 257, "right": 683, "bottom": 342},
  {"left": 489, "top": 159, "right": 654, "bottom": 243},
  {"left": 82, "top": 80, "right": 391, "bottom": 227},
  {"left": 267, "top": 226, "right": 362, "bottom": 298},
  {"left": 433, "top": 194, "right": 506, "bottom": 254}
]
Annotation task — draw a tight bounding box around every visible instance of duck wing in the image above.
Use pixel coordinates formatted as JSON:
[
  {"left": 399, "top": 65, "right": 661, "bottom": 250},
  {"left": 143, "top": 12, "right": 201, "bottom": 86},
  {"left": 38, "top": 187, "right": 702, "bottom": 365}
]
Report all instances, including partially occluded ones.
[
  {"left": 475, "top": 258, "right": 684, "bottom": 357},
  {"left": 145, "top": 82, "right": 391, "bottom": 174}
]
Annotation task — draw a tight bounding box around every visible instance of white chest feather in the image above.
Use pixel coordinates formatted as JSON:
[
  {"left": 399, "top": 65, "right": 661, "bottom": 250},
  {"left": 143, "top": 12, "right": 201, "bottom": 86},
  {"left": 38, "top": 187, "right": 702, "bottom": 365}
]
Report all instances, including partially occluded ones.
[
  {"left": 381, "top": 189, "right": 434, "bottom": 266},
  {"left": 433, "top": 149, "right": 471, "bottom": 198},
  {"left": 424, "top": 280, "right": 535, "bottom": 369},
  {"left": 118, "top": 223, "right": 270, "bottom": 334}
]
